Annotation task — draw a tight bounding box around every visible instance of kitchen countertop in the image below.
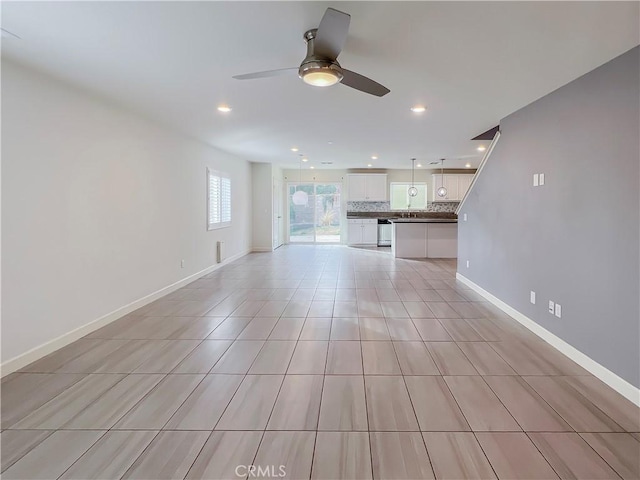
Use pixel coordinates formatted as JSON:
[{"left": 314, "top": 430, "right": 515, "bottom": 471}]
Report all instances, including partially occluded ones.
[
  {"left": 346, "top": 211, "right": 457, "bottom": 220},
  {"left": 390, "top": 218, "right": 458, "bottom": 223}
]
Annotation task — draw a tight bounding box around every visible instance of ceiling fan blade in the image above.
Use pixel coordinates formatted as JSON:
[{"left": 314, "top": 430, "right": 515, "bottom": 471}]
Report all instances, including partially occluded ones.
[
  {"left": 232, "top": 68, "right": 298, "bottom": 80},
  {"left": 314, "top": 8, "right": 351, "bottom": 60},
  {"left": 341, "top": 69, "right": 390, "bottom": 97}
]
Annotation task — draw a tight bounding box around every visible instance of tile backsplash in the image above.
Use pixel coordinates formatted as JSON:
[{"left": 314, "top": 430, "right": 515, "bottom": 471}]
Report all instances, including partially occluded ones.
[{"left": 347, "top": 201, "right": 459, "bottom": 213}]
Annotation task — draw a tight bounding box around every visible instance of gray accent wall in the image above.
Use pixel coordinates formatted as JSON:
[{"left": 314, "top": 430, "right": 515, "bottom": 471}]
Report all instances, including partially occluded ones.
[{"left": 458, "top": 46, "right": 640, "bottom": 387}]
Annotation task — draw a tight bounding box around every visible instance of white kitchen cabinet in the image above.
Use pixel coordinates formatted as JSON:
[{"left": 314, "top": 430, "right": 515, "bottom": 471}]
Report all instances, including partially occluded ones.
[
  {"left": 432, "top": 174, "right": 474, "bottom": 202},
  {"left": 347, "top": 174, "right": 387, "bottom": 201},
  {"left": 347, "top": 219, "right": 378, "bottom": 245},
  {"left": 457, "top": 175, "right": 473, "bottom": 200}
]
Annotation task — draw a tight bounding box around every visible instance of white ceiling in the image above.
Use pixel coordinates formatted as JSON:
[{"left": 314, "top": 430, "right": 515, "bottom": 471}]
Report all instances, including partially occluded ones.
[{"left": 2, "top": 2, "right": 638, "bottom": 169}]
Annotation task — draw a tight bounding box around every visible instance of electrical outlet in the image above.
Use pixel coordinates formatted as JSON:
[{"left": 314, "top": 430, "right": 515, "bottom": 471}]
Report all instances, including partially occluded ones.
[
  {"left": 466, "top": 260, "right": 470, "bottom": 268},
  {"left": 463, "top": 213, "right": 468, "bottom": 222},
  {"left": 548, "top": 300, "right": 555, "bottom": 314},
  {"left": 180, "top": 259, "right": 185, "bottom": 268},
  {"left": 539, "top": 173, "right": 545, "bottom": 186},
  {"left": 533, "top": 174, "right": 539, "bottom": 187},
  {"left": 555, "top": 303, "right": 562, "bottom": 318},
  {"left": 530, "top": 291, "right": 536, "bottom": 304}
]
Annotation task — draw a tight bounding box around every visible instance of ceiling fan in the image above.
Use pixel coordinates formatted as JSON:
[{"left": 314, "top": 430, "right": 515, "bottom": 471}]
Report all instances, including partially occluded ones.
[{"left": 232, "top": 8, "right": 390, "bottom": 97}]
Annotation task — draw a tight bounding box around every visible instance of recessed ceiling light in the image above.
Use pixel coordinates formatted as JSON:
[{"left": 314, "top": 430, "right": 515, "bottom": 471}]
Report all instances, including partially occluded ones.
[
  {"left": 328, "top": 141, "right": 333, "bottom": 145},
  {"left": 367, "top": 164, "right": 373, "bottom": 167},
  {"left": 371, "top": 155, "right": 378, "bottom": 160},
  {"left": 302, "top": 157, "right": 308, "bottom": 162},
  {"left": 477, "top": 145, "right": 486, "bottom": 151},
  {"left": 410, "top": 105, "right": 426, "bottom": 113},
  {"left": 291, "top": 147, "right": 299, "bottom": 152},
  {"left": 465, "top": 163, "right": 472, "bottom": 168},
  {"left": 217, "top": 105, "right": 232, "bottom": 113},
  {"left": 310, "top": 166, "right": 315, "bottom": 169},
  {"left": 417, "top": 164, "right": 422, "bottom": 167}
]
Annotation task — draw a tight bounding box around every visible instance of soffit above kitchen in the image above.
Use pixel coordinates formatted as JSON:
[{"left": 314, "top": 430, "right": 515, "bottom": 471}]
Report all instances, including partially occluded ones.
[{"left": 2, "top": 2, "right": 638, "bottom": 169}]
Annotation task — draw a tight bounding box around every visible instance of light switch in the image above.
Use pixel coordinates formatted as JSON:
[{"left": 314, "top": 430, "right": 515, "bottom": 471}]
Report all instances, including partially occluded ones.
[
  {"left": 533, "top": 174, "right": 539, "bottom": 187},
  {"left": 548, "top": 300, "right": 555, "bottom": 314},
  {"left": 539, "top": 173, "right": 545, "bottom": 186},
  {"left": 463, "top": 213, "right": 467, "bottom": 222},
  {"left": 466, "top": 260, "right": 470, "bottom": 268},
  {"left": 530, "top": 291, "right": 536, "bottom": 304},
  {"left": 555, "top": 303, "right": 562, "bottom": 318}
]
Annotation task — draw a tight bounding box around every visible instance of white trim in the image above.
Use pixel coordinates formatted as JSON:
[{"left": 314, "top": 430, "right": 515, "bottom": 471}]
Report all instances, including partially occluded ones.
[
  {"left": 251, "top": 247, "right": 273, "bottom": 252},
  {"left": 456, "top": 130, "right": 501, "bottom": 215},
  {"left": 456, "top": 273, "right": 640, "bottom": 406},
  {"left": 0, "top": 249, "right": 250, "bottom": 377}
]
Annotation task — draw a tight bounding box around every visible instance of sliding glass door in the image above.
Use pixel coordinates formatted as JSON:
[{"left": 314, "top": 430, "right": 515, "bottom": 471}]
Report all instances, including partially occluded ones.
[{"left": 288, "top": 183, "right": 341, "bottom": 243}]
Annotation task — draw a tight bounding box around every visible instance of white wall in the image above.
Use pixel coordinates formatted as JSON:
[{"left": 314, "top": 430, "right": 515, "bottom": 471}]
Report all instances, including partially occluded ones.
[
  {"left": 1, "top": 60, "right": 252, "bottom": 366},
  {"left": 251, "top": 163, "right": 273, "bottom": 251}
]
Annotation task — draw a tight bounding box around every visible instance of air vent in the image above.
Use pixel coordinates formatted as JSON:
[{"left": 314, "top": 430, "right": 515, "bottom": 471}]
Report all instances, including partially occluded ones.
[
  {"left": 321, "top": 162, "right": 333, "bottom": 165},
  {"left": 429, "top": 161, "right": 439, "bottom": 165}
]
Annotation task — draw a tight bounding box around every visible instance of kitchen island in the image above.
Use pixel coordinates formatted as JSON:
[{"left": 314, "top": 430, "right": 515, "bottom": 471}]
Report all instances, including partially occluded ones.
[{"left": 390, "top": 218, "right": 458, "bottom": 258}]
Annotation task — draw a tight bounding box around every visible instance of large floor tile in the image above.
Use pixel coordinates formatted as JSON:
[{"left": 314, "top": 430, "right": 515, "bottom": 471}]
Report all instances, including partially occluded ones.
[
  {"left": 269, "top": 317, "right": 306, "bottom": 340},
  {"left": 216, "top": 374, "right": 284, "bottom": 430},
  {"left": 210, "top": 340, "right": 264, "bottom": 374},
  {"left": 171, "top": 340, "right": 232, "bottom": 373},
  {"left": 164, "top": 374, "right": 243, "bottom": 430},
  {"left": 2, "top": 430, "right": 105, "bottom": 480},
  {"left": 580, "top": 433, "right": 640, "bottom": 480},
  {"left": 318, "top": 375, "right": 368, "bottom": 431},
  {"left": 475, "top": 432, "right": 558, "bottom": 479},
  {"left": 426, "top": 343, "right": 478, "bottom": 375},
  {"left": 185, "top": 431, "right": 263, "bottom": 480},
  {"left": 248, "top": 340, "right": 297, "bottom": 374},
  {"left": 122, "top": 431, "right": 209, "bottom": 479},
  {"left": 385, "top": 319, "right": 422, "bottom": 341},
  {"left": 237, "top": 316, "right": 280, "bottom": 340},
  {"left": 393, "top": 342, "right": 439, "bottom": 375},
  {"left": 362, "top": 341, "right": 402, "bottom": 375},
  {"left": 1, "top": 430, "right": 53, "bottom": 473},
  {"left": 1, "top": 373, "right": 86, "bottom": 429},
  {"left": 405, "top": 376, "right": 470, "bottom": 431},
  {"left": 423, "top": 432, "right": 496, "bottom": 480},
  {"left": 483, "top": 376, "right": 571, "bottom": 431},
  {"left": 288, "top": 341, "right": 328, "bottom": 374},
  {"left": 444, "top": 376, "right": 520, "bottom": 431},
  {"left": 561, "top": 375, "right": 640, "bottom": 432},
  {"left": 253, "top": 431, "right": 315, "bottom": 480},
  {"left": 206, "top": 316, "right": 253, "bottom": 339},
  {"left": 114, "top": 374, "right": 204, "bottom": 429},
  {"left": 59, "top": 431, "right": 157, "bottom": 480},
  {"left": 326, "top": 341, "right": 363, "bottom": 374},
  {"left": 370, "top": 432, "right": 434, "bottom": 479},
  {"left": 412, "top": 319, "right": 452, "bottom": 341},
  {"left": 299, "top": 317, "right": 332, "bottom": 340},
  {"left": 11, "top": 374, "right": 125, "bottom": 429},
  {"left": 268, "top": 375, "right": 323, "bottom": 430},
  {"left": 312, "top": 432, "right": 372, "bottom": 480},
  {"left": 65, "top": 374, "right": 164, "bottom": 429},
  {"left": 456, "top": 342, "right": 516, "bottom": 375},
  {"left": 529, "top": 432, "right": 621, "bottom": 479},
  {"left": 365, "top": 376, "right": 419, "bottom": 431},
  {"left": 524, "top": 376, "right": 624, "bottom": 432}
]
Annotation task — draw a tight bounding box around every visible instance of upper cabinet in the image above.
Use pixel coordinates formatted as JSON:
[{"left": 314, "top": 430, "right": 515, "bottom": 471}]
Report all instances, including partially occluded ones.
[
  {"left": 432, "top": 174, "right": 474, "bottom": 202},
  {"left": 347, "top": 174, "right": 388, "bottom": 201}
]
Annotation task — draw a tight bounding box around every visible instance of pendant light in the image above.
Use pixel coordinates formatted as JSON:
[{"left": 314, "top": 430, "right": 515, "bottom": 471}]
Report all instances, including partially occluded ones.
[
  {"left": 436, "top": 158, "right": 447, "bottom": 198},
  {"left": 292, "top": 156, "right": 308, "bottom": 205},
  {"left": 408, "top": 158, "right": 418, "bottom": 197}
]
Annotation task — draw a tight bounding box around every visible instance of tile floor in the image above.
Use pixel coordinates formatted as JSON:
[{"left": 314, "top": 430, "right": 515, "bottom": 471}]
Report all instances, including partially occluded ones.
[{"left": 2, "top": 245, "right": 639, "bottom": 479}]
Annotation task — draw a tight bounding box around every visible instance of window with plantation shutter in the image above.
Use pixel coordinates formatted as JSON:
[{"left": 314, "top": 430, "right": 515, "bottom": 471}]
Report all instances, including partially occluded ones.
[{"left": 207, "top": 168, "right": 231, "bottom": 230}]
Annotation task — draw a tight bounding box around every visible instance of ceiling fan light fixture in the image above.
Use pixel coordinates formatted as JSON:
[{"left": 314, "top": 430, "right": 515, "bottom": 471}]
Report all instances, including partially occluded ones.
[{"left": 299, "top": 61, "right": 343, "bottom": 87}]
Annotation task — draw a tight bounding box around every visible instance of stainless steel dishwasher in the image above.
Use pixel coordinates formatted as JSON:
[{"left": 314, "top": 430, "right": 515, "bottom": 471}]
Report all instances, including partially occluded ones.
[{"left": 377, "top": 219, "right": 392, "bottom": 246}]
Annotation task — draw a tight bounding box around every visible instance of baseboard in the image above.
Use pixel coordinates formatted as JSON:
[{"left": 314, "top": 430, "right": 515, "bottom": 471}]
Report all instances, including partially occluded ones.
[
  {"left": 251, "top": 247, "right": 273, "bottom": 252},
  {"left": 0, "top": 249, "right": 251, "bottom": 377},
  {"left": 456, "top": 272, "right": 640, "bottom": 407}
]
